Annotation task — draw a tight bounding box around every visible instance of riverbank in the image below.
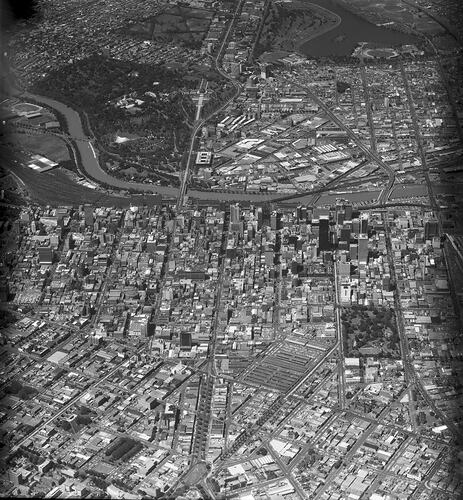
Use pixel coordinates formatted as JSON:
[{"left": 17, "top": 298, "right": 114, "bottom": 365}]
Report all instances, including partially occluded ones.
[
  {"left": 299, "top": 0, "right": 418, "bottom": 57},
  {"left": 256, "top": 0, "right": 340, "bottom": 57},
  {"left": 11, "top": 90, "right": 458, "bottom": 208},
  {"left": 296, "top": 2, "right": 341, "bottom": 53}
]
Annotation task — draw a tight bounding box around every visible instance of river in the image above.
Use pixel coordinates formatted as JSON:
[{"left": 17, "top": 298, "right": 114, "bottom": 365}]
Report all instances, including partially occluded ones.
[
  {"left": 17, "top": 90, "right": 456, "bottom": 207},
  {"left": 17, "top": 91, "right": 277, "bottom": 203},
  {"left": 300, "top": 0, "right": 418, "bottom": 57}
]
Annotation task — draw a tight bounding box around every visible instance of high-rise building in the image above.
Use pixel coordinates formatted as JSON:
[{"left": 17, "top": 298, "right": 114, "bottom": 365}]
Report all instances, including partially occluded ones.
[
  {"left": 297, "top": 205, "right": 307, "bottom": 222},
  {"left": 84, "top": 205, "right": 93, "bottom": 227},
  {"left": 230, "top": 204, "right": 240, "bottom": 224},
  {"left": 0, "top": 280, "right": 9, "bottom": 302},
  {"left": 265, "top": 249, "right": 274, "bottom": 267},
  {"left": 38, "top": 246, "right": 53, "bottom": 264},
  {"left": 270, "top": 211, "right": 282, "bottom": 231},
  {"left": 128, "top": 314, "right": 150, "bottom": 337},
  {"left": 425, "top": 220, "right": 439, "bottom": 240},
  {"left": 318, "top": 216, "right": 330, "bottom": 251},
  {"left": 340, "top": 226, "right": 351, "bottom": 243},
  {"left": 360, "top": 214, "right": 369, "bottom": 234},
  {"left": 254, "top": 206, "right": 263, "bottom": 230},
  {"left": 180, "top": 332, "right": 192, "bottom": 351},
  {"left": 349, "top": 243, "right": 358, "bottom": 261},
  {"left": 344, "top": 204, "right": 353, "bottom": 220},
  {"left": 358, "top": 234, "right": 369, "bottom": 264}
]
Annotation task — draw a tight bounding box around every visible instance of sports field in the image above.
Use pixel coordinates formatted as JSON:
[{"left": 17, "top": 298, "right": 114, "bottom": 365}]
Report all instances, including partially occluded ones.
[
  {"left": 12, "top": 102, "right": 42, "bottom": 114},
  {"left": 9, "top": 133, "right": 70, "bottom": 162}
]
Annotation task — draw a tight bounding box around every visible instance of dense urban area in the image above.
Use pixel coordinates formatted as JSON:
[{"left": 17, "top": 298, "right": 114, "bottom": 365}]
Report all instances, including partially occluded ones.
[{"left": 0, "top": 0, "right": 463, "bottom": 499}]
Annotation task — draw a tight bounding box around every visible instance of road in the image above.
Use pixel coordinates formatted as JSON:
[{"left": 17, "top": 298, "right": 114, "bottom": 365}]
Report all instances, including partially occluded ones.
[
  {"left": 360, "top": 63, "right": 377, "bottom": 153},
  {"left": 401, "top": 0, "right": 463, "bottom": 46},
  {"left": 384, "top": 210, "right": 463, "bottom": 442},
  {"left": 176, "top": 0, "right": 244, "bottom": 209},
  {"left": 11, "top": 360, "right": 127, "bottom": 453},
  {"left": 334, "top": 259, "right": 346, "bottom": 410},
  {"left": 284, "top": 75, "right": 396, "bottom": 205},
  {"left": 190, "top": 212, "right": 229, "bottom": 464},
  {"left": 8, "top": 89, "right": 460, "bottom": 208},
  {"left": 399, "top": 62, "right": 439, "bottom": 215}
]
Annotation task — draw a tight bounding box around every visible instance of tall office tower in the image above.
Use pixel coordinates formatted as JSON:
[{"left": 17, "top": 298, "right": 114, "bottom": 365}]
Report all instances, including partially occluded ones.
[
  {"left": 301, "top": 206, "right": 307, "bottom": 221},
  {"left": 260, "top": 63, "right": 268, "bottom": 80},
  {"left": 38, "top": 246, "right": 53, "bottom": 264},
  {"left": 340, "top": 226, "right": 351, "bottom": 243},
  {"left": 318, "top": 216, "right": 330, "bottom": 251},
  {"left": 84, "top": 205, "right": 94, "bottom": 227},
  {"left": 352, "top": 218, "right": 360, "bottom": 234},
  {"left": 270, "top": 211, "right": 282, "bottom": 231},
  {"left": 337, "top": 210, "right": 345, "bottom": 225},
  {"left": 344, "top": 204, "right": 353, "bottom": 220},
  {"left": 230, "top": 204, "right": 240, "bottom": 224},
  {"left": 349, "top": 243, "right": 358, "bottom": 261},
  {"left": 360, "top": 214, "right": 369, "bottom": 234},
  {"left": 255, "top": 206, "right": 263, "bottom": 230},
  {"left": 0, "top": 280, "right": 9, "bottom": 302},
  {"left": 425, "top": 220, "right": 439, "bottom": 240},
  {"left": 358, "top": 234, "right": 369, "bottom": 264},
  {"left": 297, "top": 205, "right": 308, "bottom": 223}
]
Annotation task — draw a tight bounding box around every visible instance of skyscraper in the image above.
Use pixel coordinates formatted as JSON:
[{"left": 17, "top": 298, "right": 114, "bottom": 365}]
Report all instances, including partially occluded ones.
[
  {"left": 270, "top": 211, "right": 282, "bottom": 231},
  {"left": 84, "top": 205, "right": 94, "bottom": 227},
  {"left": 38, "top": 246, "right": 53, "bottom": 265},
  {"left": 230, "top": 204, "right": 240, "bottom": 224},
  {"left": 425, "top": 220, "right": 439, "bottom": 240},
  {"left": 360, "top": 214, "right": 369, "bottom": 234},
  {"left": 344, "top": 204, "right": 353, "bottom": 221},
  {"left": 319, "top": 216, "right": 330, "bottom": 251},
  {"left": 358, "top": 234, "right": 369, "bottom": 264}
]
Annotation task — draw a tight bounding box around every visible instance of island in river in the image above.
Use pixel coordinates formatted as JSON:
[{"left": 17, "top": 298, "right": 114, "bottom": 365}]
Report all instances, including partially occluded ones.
[{"left": 299, "top": 0, "right": 420, "bottom": 57}]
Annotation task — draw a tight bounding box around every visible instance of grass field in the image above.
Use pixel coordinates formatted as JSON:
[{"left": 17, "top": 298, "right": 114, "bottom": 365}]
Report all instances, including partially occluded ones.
[{"left": 8, "top": 133, "right": 70, "bottom": 162}]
